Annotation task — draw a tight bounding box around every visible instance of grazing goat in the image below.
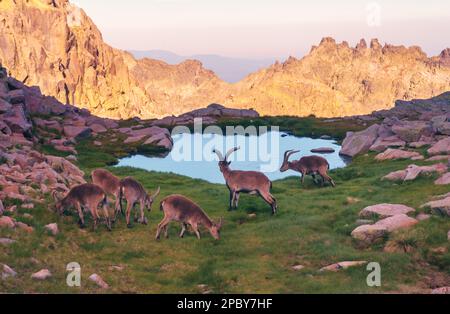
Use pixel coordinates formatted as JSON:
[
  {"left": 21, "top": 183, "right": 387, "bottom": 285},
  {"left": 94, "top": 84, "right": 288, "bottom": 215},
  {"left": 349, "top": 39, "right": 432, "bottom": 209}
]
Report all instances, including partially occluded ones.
[
  {"left": 156, "top": 194, "right": 223, "bottom": 240},
  {"left": 91, "top": 169, "right": 122, "bottom": 219},
  {"left": 119, "top": 177, "right": 160, "bottom": 227},
  {"left": 52, "top": 184, "right": 112, "bottom": 231},
  {"left": 213, "top": 147, "right": 277, "bottom": 215},
  {"left": 280, "top": 150, "right": 336, "bottom": 187}
]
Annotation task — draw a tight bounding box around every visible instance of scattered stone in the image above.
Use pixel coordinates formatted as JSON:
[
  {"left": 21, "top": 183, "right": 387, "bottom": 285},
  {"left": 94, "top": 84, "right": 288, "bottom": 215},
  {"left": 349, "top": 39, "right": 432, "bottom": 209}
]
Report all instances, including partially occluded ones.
[
  {"left": 0, "top": 216, "right": 16, "bottom": 229},
  {"left": 31, "top": 269, "right": 52, "bottom": 280},
  {"left": 0, "top": 238, "right": 16, "bottom": 245},
  {"left": 89, "top": 274, "right": 109, "bottom": 289},
  {"left": 383, "top": 164, "right": 447, "bottom": 182},
  {"left": 23, "top": 213, "right": 33, "bottom": 219},
  {"left": 428, "top": 137, "right": 450, "bottom": 156},
  {"left": 426, "top": 155, "right": 450, "bottom": 162},
  {"left": 108, "top": 265, "right": 124, "bottom": 272},
  {"left": 416, "top": 213, "right": 431, "bottom": 221},
  {"left": 320, "top": 261, "right": 367, "bottom": 272},
  {"left": 15, "top": 221, "right": 34, "bottom": 233},
  {"left": 375, "top": 149, "right": 422, "bottom": 161},
  {"left": 346, "top": 197, "right": 361, "bottom": 205},
  {"left": 376, "top": 214, "right": 418, "bottom": 232},
  {"left": 292, "top": 265, "right": 305, "bottom": 271},
  {"left": 351, "top": 224, "right": 388, "bottom": 245},
  {"left": 432, "top": 287, "right": 450, "bottom": 294},
  {"left": 44, "top": 223, "right": 59, "bottom": 236},
  {"left": 2, "top": 264, "right": 17, "bottom": 279},
  {"left": 359, "top": 204, "right": 415, "bottom": 218},
  {"left": 370, "top": 136, "right": 406, "bottom": 152},
  {"left": 248, "top": 213, "right": 257, "bottom": 219},
  {"left": 391, "top": 120, "right": 431, "bottom": 143},
  {"left": 63, "top": 126, "right": 92, "bottom": 140},
  {"left": 422, "top": 197, "right": 450, "bottom": 216},
  {"left": 435, "top": 173, "right": 450, "bottom": 185},
  {"left": 21, "top": 203, "right": 34, "bottom": 209},
  {"left": 311, "top": 147, "right": 335, "bottom": 154},
  {"left": 93, "top": 141, "right": 102, "bottom": 146}
]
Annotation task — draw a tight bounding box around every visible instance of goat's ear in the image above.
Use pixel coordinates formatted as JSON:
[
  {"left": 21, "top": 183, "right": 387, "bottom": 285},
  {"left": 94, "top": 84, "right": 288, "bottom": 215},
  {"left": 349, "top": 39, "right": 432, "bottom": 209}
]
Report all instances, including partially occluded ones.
[{"left": 217, "top": 218, "right": 224, "bottom": 229}]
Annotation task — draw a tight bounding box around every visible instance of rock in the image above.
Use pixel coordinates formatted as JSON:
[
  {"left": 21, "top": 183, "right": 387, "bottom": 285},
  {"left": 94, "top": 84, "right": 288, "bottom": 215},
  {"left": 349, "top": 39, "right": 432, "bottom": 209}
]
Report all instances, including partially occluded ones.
[
  {"left": 340, "top": 124, "right": 379, "bottom": 157},
  {"left": 0, "top": 216, "right": 16, "bottom": 229},
  {"left": 7, "top": 89, "right": 25, "bottom": 104},
  {"left": 66, "top": 155, "right": 78, "bottom": 162},
  {"left": 54, "top": 145, "right": 77, "bottom": 155},
  {"left": 375, "top": 149, "right": 422, "bottom": 161},
  {"left": 352, "top": 214, "right": 418, "bottom": 245},
  {"left": 0, "top": 238, "right": 16, "bottom": 245},
  {"left": 89, "top": 274, "right": 109, "bottom": 289},
  {"left": 426, "top": 155, "right": 450, "bottom": 162},
  {"left": 320, "top": 261, "right": 367, "bottom": 272},
  {"left": 15, "top": 221, "right": 34, "bottom": 233},
  {"left": 248, "top": 213, "right": 257, "bottom": 219},
  {"left": 428, "top": 137, "right": 450, "bottom": 156},
  {"left": 1, "top": 105, "right": 32, "bottom": 133},
  {"left": 0, "top": 98, "right": 12, "bottom": 114},
  {"left": 383, "top": 170, "right": 407, "bottom": 181},
  {"left": 311, "top": 147, "right": 335, "bottom": 154},
  {"left": 384, "top": 163, "right": 448, "bottom": 182},
  {"left": 89, "top": 123, "right": 107, "bottom": 133},
  {"left": 391, "top": 121, "right": 431, "bottom": 142},
  {"left": 63, "top": 126, "right": 92, "bottom": 140},
  {"left": 376, "top": 214, "right": 418, "bottom": 232},
  {"left": 432, "top": 287, "right": 450, "bottom": 294},
  {"left": 2, "top": 264, "right": 17, "bottom": 279},
  {"left": 370, "top": 136, "right": 406, "bottom": 152},
  {"left": 355, "top": 219, "right": 374, "bottom": 226},
  {"left": 346, "top": 197, "right": 361, "bottom": 204},
  {"left": 108, "top": 265, "right": 124, "bottom": 272},
  {"left": 0, "top": 199, "right": 4, "bottom": 216},
  {"left": 416, "top": 213, "right": 431, "bottom": 221},
  {"left": 21, "top": 203, "right": 34, "bottom": 209},
  {"left": 123, "top": 135, "right": 146, "bottom": 144},
  {"left": 359, "top": 204, "right": 415, "bottom": 218},
  {"left": 435, "top": 173, "right": 450, "bottom": 185},
  {"left": 45, "top": 223, "right": 59, "bottom": 236},
  {"left": 421, "top": 197, "right": 450, "bottom": 216},
  {"left": 292, "top": 265, "right": 305, "bottom": 271},
  {"left": 31, "top": 269, "right": 52, "bottom": 280},
  {"left": 93, "top": 141, "right": 102, "bottom": 146},
  {"left": 351, "top": 224, "right": 388, "bottom": 245}
]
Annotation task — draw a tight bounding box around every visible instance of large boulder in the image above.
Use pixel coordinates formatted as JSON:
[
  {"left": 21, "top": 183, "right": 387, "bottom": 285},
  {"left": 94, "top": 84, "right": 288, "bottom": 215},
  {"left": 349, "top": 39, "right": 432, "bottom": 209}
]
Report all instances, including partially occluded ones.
[
  {"left": 435, "top": 173, "right": 450, "bottom": 185},
  {"left": 340, "top": 124, "right": 380, "bottom": 157},
  {"left": 375, "top": 149, "right": 423, "bottom": 161},
  {"left": 421, "top": 197, "right": 450, "bottom": 216},
  {"left": 1, "top": 105, "right": 32, "bottom": 133},
  {"left": 428, "top": 137, "right": 450, "bottom": 156},
  {"left": 359, "top": 204, "right": 415, "bottom": 218},
  {"left": 63, "top": 126, "right": 92, "bottom": 140},
  {"left": 383, "top": 164, "right": 448, "bottom": 182},
  {"left": 369, "top": 136, "right": 405, "bottom": 152},
  {"left": 391, "top": 120, "right": 432, "bottom": 142}
]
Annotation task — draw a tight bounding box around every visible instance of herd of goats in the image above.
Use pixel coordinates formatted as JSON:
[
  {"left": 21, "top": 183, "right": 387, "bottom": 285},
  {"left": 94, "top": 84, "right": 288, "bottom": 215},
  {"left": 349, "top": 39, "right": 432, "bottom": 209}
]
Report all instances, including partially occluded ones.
[{"left": 51, "top": 148, "right": 335, "bottom": 240}]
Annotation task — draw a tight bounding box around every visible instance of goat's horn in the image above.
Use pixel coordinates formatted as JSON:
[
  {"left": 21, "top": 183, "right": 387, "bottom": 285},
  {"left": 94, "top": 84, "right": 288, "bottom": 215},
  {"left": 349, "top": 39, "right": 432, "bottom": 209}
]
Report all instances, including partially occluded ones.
[
  {"left": 225, "top": 146, "right": 240, "bottom": 160},
  {"left": 212, "top": 148, "right": 225, "bottom": 161},
  {"left": 151, "top": 186, "right": 161, "bottom": 199}
]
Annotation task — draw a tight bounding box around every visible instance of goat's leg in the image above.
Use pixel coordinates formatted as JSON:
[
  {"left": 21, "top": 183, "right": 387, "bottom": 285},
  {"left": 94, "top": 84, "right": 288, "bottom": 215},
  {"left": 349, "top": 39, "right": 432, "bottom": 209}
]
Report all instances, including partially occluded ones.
[
  {"left": 90, "top": 203, "right": 99, "bottom": 231},
  {"left": 229, "top": 190, "right": 236, "bottom": 210},
  {"left": 179, "top": 223, "right": 187, "bottom": 238},
  {"left": 234, "top": 192, "right": 240, "bottom": 208},
  {"left": 319, "top": 169, "right": 336, "bottom": 187},
  {"left": 164, "top": 224, "right": 169, "bottom": 238},
  {"left": 75, "top": 202, "right": 85, "bottom": 228},
  {"left": 102, "top": 202, "right": 112, "bottom": 231},
  {"left": 259, "top": 191, "right": 277, "bottom": 215},
  {"left": 191, "top": 223, "right": 201, "bottom": 239},
  {"left": 139, "top": 199, "right": 147, "bottom": 225},
  {"left": 301, "top": 171, "right": 306, "bottom": 184},
  {"left": 126, "top": 201, "right": 134, "bottom": 227},
  {"left": 155, "top": 217, "right": 170, "bottom": 240}
]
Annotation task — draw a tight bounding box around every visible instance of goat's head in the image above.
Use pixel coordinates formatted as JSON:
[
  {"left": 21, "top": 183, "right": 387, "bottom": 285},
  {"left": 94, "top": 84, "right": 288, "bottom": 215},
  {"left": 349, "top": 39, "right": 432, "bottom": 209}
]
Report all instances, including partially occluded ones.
[
  {"left": 209, "top": 218, "right": 224, "bottom": 240},
  {"left": 280, "top": 150, "right": 300, "bottom": 172},
  {"left": 213, "top": 147, "right": 240, "bottom": 173},
  {"left": 145, "top": 186, "right": 161, "bottom": 212}
]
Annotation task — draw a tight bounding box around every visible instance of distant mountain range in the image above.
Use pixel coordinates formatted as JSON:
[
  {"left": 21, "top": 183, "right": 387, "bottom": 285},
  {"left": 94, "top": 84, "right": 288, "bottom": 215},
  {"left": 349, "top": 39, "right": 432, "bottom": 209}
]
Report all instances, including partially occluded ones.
[
  {"left": 130, "top": 50, "right": 275, "bottom": 83},
  {"left": 1, "top": 0, "right": 450, "bottom": 120}
]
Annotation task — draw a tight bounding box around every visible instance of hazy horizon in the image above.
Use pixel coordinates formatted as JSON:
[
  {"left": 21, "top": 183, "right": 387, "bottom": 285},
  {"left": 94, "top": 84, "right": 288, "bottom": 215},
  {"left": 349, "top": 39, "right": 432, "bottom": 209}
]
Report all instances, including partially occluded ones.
[{"left": 74, "top": 0, "right": 450, "bottom": 60}]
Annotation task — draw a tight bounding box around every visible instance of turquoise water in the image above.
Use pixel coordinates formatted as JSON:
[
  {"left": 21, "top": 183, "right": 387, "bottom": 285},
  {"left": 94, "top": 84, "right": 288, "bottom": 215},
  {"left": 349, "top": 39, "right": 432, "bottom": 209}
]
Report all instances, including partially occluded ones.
[{"left": 116, "top": 131, "right": 347, "bottom": 184}]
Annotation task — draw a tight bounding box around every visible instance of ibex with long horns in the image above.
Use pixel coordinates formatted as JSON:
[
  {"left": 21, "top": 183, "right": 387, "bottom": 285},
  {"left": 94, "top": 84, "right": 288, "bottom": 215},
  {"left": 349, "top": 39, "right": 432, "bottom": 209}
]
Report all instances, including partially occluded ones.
[
  {"left": 91, "top": 169, "right": 122, "bottom": 219},
  {"left": 280, "top": 150, "right": 336, "bottom": 187},
  {"left": 119, "top": 177, "right": 160, "bottom": 228},
  {"left": 52, "top": 184, "right": 112, "bottom": 231},
  {"left": 156, "top": 194, "right": 223, "bottom": 240},
  {"left": 213, "top": 147, "right": 277, "bottom": 215}
]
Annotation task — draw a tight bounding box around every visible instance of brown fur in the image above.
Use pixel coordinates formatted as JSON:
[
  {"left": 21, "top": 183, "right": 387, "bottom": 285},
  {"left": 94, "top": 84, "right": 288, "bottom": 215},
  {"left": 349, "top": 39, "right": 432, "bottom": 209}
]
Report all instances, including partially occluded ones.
[
  {"left": 119, "top": 177, "right": 160, "bottom": 227},
  {"left": 91, "top": 169, "right": 121, "bottom": 215},
  {"left": 280, "top": 150, "right": 336, "bottom": 187},
  {"left": 214, "top": 147, "right": 277, "bottom": 215},
  {"left": 156, "top": 194, "right": 223, "bottom": 240},
  {"left": 53, "top": 184, "right": 111, "bottom": 231}
]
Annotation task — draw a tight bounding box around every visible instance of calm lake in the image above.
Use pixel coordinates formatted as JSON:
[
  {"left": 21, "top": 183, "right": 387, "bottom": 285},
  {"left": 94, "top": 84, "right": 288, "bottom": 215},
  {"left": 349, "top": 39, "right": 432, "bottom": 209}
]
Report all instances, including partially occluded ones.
[{"left": 116, "top": 131, "right": 347, "bottom": 184}]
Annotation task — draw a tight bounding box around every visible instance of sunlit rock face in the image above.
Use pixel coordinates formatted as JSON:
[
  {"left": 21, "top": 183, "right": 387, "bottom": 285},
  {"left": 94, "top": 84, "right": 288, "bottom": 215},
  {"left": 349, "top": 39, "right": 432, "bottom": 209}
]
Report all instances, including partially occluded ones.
[{"left": 1, "top": 1, "right": 450, "bottom": 120}]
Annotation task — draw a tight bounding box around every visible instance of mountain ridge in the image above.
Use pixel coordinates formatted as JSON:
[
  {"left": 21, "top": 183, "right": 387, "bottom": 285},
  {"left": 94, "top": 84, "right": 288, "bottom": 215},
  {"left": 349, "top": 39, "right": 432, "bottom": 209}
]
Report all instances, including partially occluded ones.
[{"left": 1, "top": 0, "right": 450, "bottom": 120}]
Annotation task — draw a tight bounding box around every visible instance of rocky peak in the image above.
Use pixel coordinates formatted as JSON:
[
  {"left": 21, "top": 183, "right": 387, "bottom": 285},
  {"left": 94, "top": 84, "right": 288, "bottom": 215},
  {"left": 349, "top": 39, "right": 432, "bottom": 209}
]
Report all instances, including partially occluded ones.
[
  {"left": 356, "top": 39, "right": 368, "bottom": 50},
  {"left": 439, "top": 48, "right": 450, "bottom": 66},
  {"left": 370, "top": 38, "right": 382, "bottom": 50}
]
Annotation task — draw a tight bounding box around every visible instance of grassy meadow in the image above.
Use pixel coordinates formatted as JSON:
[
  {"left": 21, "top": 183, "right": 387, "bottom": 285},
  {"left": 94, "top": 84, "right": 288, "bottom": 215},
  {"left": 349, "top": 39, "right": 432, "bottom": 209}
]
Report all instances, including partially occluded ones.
[{"left": 1, "top": 118, "right": 449, "bottom": 293}]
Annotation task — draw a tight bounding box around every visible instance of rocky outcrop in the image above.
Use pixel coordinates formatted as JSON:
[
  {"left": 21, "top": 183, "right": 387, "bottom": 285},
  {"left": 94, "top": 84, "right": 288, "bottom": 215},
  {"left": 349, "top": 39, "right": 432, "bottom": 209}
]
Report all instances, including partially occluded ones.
[
  {"left": 375, "top": 149, "right": 423, "bottom": 161},
  {"left": 383, "top": 164, "right": 447, "bottom": 182},
  {"left": 1, "top": 2, "right": 450, "bottom": 119}
]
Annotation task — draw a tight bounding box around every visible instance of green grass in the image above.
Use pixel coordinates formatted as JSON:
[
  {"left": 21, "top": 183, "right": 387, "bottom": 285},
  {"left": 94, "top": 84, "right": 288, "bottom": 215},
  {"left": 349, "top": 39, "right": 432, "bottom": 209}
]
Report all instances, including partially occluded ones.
[{"left": 1, "top": 122, "right": 449, "bottom": 293}]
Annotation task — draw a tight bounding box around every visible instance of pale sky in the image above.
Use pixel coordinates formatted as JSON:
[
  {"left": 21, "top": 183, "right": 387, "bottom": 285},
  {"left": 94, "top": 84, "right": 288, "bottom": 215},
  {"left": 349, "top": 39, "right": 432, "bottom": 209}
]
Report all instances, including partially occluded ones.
[{"left": 73, "top": 0, "right": 450, "bottom": 59}]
